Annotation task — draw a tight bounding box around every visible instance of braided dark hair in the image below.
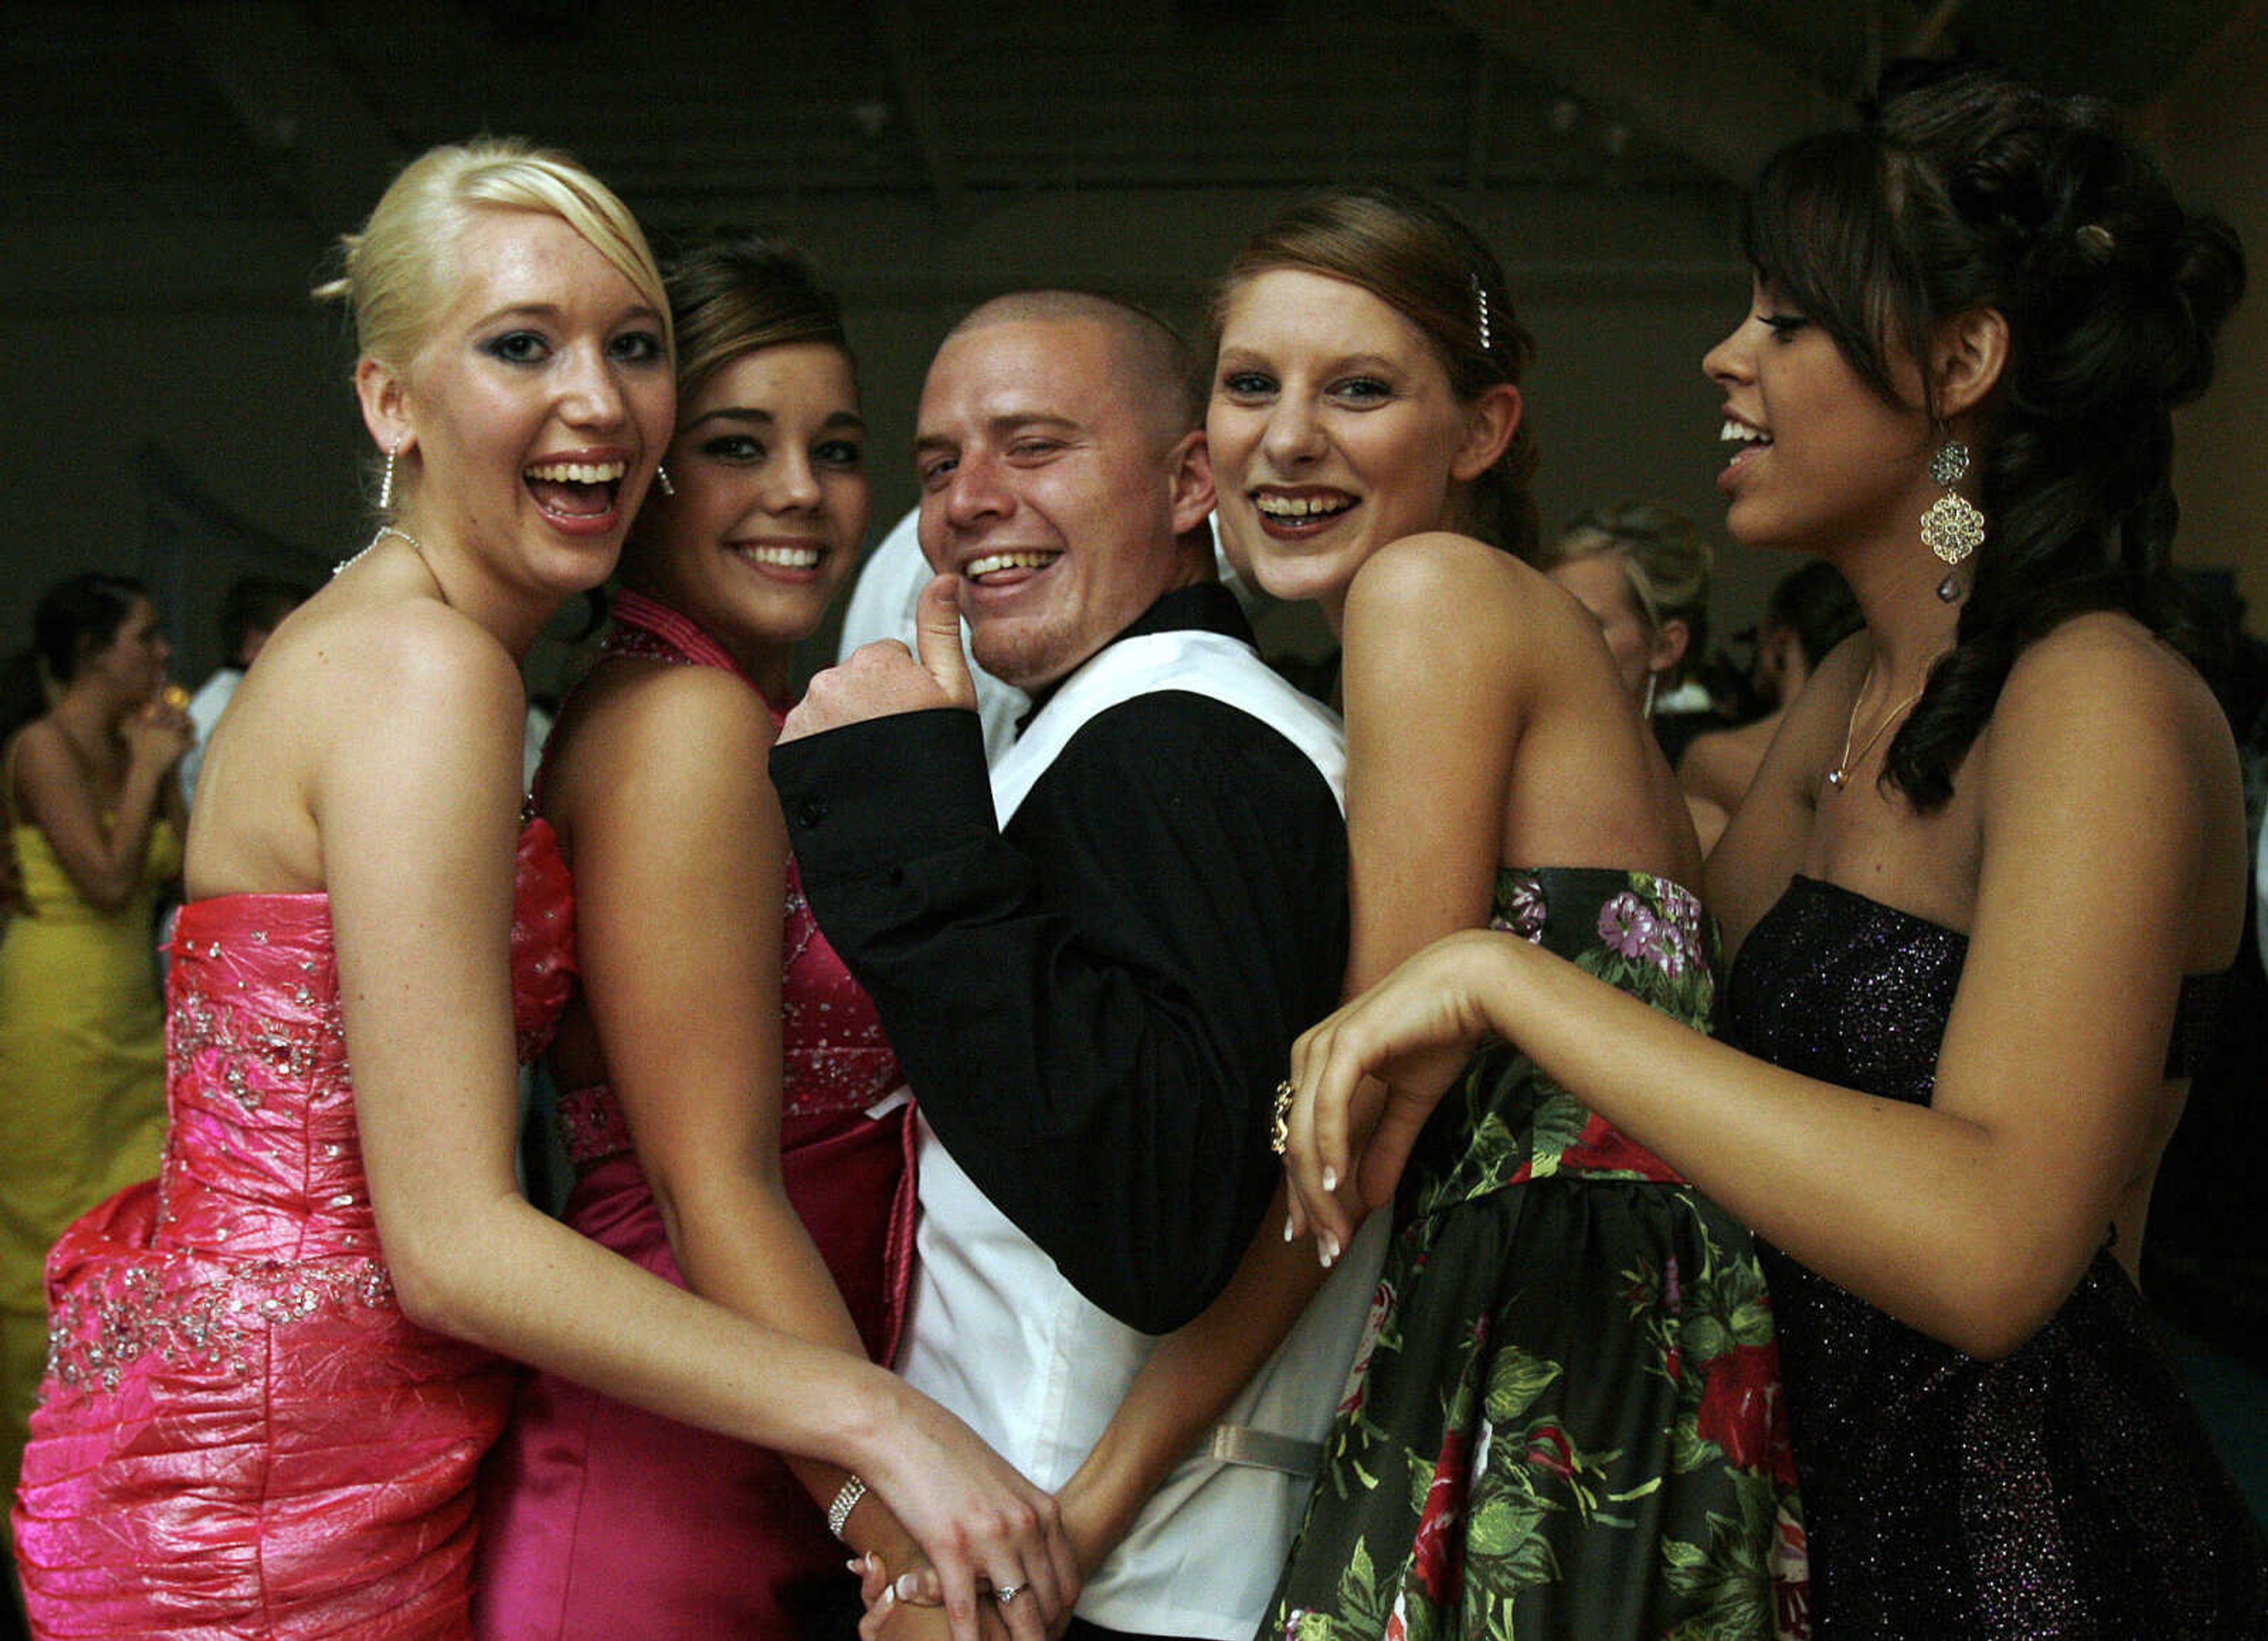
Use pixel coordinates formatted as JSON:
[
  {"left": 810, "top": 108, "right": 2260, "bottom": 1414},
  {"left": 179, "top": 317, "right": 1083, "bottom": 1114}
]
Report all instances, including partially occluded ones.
[{"left": 1745, "top": 60, "right": 2244, "bottom": 808}]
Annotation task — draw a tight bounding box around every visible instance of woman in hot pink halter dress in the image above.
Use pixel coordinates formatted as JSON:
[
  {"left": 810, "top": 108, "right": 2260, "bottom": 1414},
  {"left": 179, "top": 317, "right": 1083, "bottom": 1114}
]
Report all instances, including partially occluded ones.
[
  {"left": 474, "top": 237, "right": 932, "bottom": 1639},
  {"left": 11, "top": 147, "right": 1071, "bottom": 1641}
]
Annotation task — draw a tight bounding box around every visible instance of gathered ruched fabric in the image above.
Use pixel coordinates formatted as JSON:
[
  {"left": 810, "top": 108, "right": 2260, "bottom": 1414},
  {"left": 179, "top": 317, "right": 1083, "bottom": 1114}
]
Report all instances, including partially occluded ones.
[{"left": 12, "top": 821, "right": 575, "bottom": 1639}]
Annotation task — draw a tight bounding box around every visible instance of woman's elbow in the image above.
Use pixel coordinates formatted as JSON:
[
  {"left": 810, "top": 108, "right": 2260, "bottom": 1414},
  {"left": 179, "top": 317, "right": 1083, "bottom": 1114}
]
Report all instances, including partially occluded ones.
[
  {"left": 1926, "top": 1260, "right": 2074, "bottom": 1362},
  {"left": 385, "top": 1233, "right": 474, "bottom": 1342},
  {"left": 379, "top": 1213, "right": 507, "bottom": 1343}
]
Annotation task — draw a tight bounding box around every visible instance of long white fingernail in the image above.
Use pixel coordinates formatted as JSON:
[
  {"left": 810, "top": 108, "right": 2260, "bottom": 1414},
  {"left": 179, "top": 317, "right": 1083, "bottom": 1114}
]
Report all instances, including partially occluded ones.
[
  {"left": 1321, "top": 1166, "right": 1338, "bottom": 1193},
  {"left": 893, "top": 1574, "right": 918, "bottom": 1601},
  {"left": 1282, "top": 1215, "right": 1295, "bottom": 1242}
]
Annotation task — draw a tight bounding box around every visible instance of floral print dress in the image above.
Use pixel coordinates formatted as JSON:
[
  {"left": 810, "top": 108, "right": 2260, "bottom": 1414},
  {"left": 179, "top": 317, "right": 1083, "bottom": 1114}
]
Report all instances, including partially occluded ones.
[{"left": 1264, "top": 868, "right": 1808, "bottom": 1641}]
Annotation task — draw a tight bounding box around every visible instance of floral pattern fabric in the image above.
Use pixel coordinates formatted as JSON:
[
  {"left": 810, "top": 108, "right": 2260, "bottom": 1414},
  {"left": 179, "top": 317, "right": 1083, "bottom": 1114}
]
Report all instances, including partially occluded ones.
[{"left": 1265, "top": 867, "right": 1808, "bottom": 1641}]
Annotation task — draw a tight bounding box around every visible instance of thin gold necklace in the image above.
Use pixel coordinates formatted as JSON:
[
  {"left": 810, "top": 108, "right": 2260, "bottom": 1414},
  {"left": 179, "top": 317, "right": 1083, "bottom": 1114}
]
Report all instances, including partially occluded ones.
[{"left": 1825, "top": 661, "right": 1930, "bottom": 791}]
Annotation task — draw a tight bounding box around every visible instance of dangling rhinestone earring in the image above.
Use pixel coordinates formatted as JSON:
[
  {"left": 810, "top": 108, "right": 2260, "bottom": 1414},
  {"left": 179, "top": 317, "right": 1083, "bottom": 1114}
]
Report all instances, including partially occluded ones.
[
  {"left": 655, "top": 465, "right": 676, "bottom": 498},
  {"left": 377, "top": 438, "right": 401, "bottom": 513},
  {"left": 1921, "top": 437, "right": 1985, "bottom": 567}
]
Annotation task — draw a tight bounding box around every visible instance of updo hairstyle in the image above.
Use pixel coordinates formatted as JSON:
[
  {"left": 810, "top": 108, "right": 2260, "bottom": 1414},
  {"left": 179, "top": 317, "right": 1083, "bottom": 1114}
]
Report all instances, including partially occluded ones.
[
  {"left": 1216, "top": 183, "right": 1542, "bottom": 555},
  {"left": 1532, "top": 503, "right": 1714, "bottom": 688},
  {"left": 664, "top": 233, "right": 852, "bottom": 407},
  {"left": 314, "top": 138, "right": 670, "bottom": 517},
  {"left": 1746, "top": 61, "right": 2245, "bottom": 808}
]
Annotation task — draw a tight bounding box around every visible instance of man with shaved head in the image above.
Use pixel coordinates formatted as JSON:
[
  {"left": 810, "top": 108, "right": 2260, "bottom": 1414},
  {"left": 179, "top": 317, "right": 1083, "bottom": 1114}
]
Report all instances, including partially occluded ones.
[{"left": 772, "top": 292, "right": 1377, "bottom": 1639}]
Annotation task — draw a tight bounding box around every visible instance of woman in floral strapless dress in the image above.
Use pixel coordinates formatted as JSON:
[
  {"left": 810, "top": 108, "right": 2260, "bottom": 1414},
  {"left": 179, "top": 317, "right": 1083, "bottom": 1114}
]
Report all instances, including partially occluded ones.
[
  {"left": 1006, "top": 187, "right": 1804, "bottom": 1641},
  {"left": 1278, "top": 66, "right": 2264, "bottom": 1639},
  {"left": 12, "top": 142, "right": 1071, "bottom": 1641}
]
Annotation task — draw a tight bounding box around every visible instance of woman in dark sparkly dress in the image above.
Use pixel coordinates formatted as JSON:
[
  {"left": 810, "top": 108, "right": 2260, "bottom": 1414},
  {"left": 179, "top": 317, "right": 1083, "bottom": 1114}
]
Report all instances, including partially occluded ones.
[{"left": 1277, "top": 64, "right": 2267, "bottom": 1638}]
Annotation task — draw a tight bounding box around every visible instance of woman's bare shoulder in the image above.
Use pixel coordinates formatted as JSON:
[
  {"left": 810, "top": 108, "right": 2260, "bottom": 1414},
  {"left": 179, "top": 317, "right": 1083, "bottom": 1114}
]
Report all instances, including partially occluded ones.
[
  {"left": 1994, "top": 612, "right": 2230, "bottom": 765},
  {"left": 550, "top": 658, "right": 778, "bottom": 801},
  {"left": 1344, "top": 533, "right": 1577, "bottom": 657}
]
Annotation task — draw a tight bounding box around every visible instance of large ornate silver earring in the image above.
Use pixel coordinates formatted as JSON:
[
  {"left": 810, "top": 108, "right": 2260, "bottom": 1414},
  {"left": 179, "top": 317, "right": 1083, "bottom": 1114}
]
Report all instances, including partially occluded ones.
[
  {"left": 377, "top": 439, "right": 401, "bottom": 513},
  {"left": 1921, "top": 437, "right": 1984, "bottom": 566}
]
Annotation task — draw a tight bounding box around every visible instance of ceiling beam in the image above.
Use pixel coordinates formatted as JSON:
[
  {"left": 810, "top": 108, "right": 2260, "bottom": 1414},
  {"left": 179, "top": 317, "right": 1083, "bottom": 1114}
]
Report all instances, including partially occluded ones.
[
  {"left": 164, "top": 2, "right": 403, "bottom": 240},
  {"left": 1443, "top": 0, "right": 1851, "bottom": 186}
]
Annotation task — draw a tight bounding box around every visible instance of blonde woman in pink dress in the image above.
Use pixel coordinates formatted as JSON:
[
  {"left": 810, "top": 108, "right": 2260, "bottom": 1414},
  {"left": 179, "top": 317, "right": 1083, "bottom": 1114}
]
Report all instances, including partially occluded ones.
[
  {"left": 11, "top": 141, "right": 1072, "bottom": 1641},
  {"left": 476, "top": 236, "right": 954, "bottom": 1636}
]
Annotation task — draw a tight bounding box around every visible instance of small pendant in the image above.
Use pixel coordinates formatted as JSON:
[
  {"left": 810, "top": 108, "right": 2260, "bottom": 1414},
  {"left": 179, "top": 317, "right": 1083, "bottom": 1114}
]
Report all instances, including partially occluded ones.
[{"left": 1824, "top": 767, "right": 1847, "bottom": 789}]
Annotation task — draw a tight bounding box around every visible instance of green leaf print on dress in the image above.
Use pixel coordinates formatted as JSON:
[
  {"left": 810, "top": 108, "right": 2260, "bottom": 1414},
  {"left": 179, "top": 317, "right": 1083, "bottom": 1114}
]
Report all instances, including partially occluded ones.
[{"left": 1261, "top": 868, "right": 1808, "bottom": 1641}]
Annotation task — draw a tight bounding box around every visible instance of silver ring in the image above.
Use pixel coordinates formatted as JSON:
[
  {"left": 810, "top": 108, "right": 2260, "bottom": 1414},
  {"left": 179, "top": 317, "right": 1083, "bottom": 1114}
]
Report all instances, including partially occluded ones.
[{"left": 993, "top": 1583, "right": 1023, "bottom": 1604}]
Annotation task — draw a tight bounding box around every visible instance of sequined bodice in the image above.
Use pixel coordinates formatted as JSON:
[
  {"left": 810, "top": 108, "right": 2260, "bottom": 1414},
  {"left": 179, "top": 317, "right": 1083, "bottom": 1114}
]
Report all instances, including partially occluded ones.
[
  {"left": 563, "top": 859, "right": 907, "bottom": 1159},
  {"left": 158, "top": 820, "right": 575, "bottom": 1255},
  {"left": 1723, "top": 874, "right": 2264, "bottom": 1636},
  {"left": 1728, "top": 874, "right": 2223, "bottom": 1099},
  {"left": 553, "top": 595, "right": 901, "bottom": 1167},
  {"left": 777, "top": 869, "right": 901, "bottom": 1117}
]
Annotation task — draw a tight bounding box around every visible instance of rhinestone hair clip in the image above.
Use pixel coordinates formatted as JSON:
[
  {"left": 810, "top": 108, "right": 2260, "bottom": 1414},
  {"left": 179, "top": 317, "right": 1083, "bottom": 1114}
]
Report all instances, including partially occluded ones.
[{"left": 1472, "top": 274, "right": 1493, "bottom": 352}]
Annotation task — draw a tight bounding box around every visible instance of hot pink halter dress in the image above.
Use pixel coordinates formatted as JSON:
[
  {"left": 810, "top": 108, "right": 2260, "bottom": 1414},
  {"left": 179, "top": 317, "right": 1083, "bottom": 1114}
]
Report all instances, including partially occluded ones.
[
  {"left": 11, "top": 820, "right": 576, "bottom": 1639},
  {"left": 472, "top": 591, "right": 915, "bottom": 1639}
]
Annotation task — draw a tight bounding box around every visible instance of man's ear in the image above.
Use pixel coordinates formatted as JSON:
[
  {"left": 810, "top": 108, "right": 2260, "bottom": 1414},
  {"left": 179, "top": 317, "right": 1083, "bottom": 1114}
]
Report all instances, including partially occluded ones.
[
  {"left": 1450, "top": 383, "right": 1522, "bottom": 484},
  {"left": 1932, "top": 306, "right": 2009, "bottom": 420},
  {"left": 1167, "top": 428, "right": 1216, "bottom": 538}
]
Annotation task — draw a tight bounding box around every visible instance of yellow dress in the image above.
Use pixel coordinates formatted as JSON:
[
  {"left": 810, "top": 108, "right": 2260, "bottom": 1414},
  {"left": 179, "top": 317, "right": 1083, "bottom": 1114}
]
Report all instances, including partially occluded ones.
[{"left": 0, "top": 807, "right": 177, "bottom": 1516}]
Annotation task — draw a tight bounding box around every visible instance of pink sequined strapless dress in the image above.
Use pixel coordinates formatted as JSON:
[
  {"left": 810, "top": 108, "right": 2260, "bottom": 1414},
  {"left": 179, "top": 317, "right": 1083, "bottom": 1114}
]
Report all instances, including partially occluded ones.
[
  {"left": 11, "top": 821, "right": 575, "bottom": 1640},
  {"left": 472, "top": 592, "right": 915, "bottom": 1640}
]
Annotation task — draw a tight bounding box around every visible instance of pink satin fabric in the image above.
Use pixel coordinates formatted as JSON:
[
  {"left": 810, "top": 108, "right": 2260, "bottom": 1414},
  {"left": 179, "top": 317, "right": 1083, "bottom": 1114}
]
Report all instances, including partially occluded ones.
[
  {"left": 12, "top": 822, "right": 575, "bottom": 1639},
  {"left": 472, "top": 592, "right": 914, "bottom": 1638}
]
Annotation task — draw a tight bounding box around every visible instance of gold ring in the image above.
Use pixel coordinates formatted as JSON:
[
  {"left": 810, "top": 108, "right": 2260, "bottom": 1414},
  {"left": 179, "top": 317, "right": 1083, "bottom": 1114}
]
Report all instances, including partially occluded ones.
[{"left": 1270, "top": 1078, "right": 1295, "bottom": 1156}]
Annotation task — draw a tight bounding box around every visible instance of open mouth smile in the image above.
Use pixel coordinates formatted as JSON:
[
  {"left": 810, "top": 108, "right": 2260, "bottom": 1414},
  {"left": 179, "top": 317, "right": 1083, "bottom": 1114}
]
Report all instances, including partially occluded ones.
[
  {"left": 1719, "top": 419, "right": 1772, "bottom": 459},
  {"left": 524, "top": 457, "right": 630, "bottom": 527}
]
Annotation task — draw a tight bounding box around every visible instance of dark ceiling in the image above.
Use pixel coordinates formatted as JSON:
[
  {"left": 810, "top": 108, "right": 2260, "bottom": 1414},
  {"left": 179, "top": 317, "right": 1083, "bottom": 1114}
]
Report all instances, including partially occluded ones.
[{"left": 5, "top": 0, "right": 2251, "bottom": 309}]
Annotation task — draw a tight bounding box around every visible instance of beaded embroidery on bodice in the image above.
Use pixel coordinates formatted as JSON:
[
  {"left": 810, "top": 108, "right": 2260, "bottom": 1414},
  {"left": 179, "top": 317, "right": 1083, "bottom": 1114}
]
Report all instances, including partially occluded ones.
[
  {"left": 553, "top": 593, "right": 901, "bottom": 1167},
  {"left": 43, "top": 820, "right": 575, "bottom": 1394}
]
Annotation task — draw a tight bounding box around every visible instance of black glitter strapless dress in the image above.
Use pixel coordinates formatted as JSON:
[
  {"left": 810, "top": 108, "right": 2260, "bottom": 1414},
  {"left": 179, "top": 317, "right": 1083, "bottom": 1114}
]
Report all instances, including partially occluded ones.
[{"left": 1726, "top": 876, "right": 2266, "bottom": 1640}]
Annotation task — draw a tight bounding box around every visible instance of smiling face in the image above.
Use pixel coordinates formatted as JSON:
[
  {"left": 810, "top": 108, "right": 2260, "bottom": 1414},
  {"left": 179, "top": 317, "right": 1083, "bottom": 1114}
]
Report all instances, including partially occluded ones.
[
  {"left": 366, "top": 207, "right": 676, "bottom": 611},
  {"left": 627, "top": 341, "right": 867, "bottom": 691},
  {"left": 1208, "top": 269, "right": 1501, "bottom": 631},
  {"left": 913, "top": 310, "right": 1211, "bottom": 692},
  {"left": 1703, "top": 279, "right": 1933, "bottom": 561}
]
